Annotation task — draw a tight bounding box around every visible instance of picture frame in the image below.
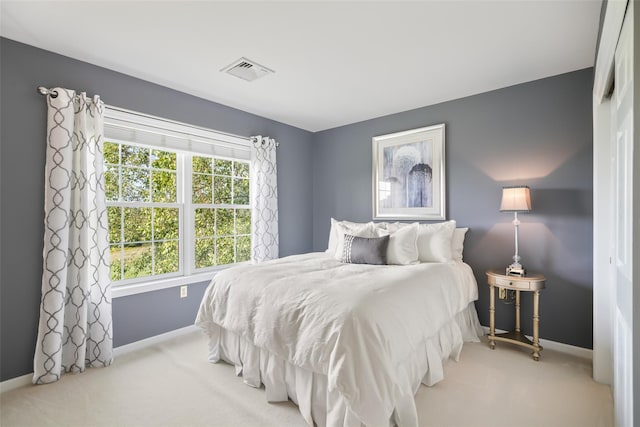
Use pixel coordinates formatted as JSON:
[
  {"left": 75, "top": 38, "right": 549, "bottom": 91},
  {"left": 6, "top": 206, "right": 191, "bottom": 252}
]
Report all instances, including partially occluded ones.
[{"left": 372, "top": 123, "right": 446, "bottom": 220}]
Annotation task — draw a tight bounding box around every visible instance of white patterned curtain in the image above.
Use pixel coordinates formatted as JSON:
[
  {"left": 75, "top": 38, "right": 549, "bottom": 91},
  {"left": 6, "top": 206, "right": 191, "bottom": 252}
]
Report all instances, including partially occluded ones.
[
  {"left": 33, "top": 88, "right": 112, "bottom": 384},
  {"left": 250, "top": 135, "right": 279, "bottom": 262}
]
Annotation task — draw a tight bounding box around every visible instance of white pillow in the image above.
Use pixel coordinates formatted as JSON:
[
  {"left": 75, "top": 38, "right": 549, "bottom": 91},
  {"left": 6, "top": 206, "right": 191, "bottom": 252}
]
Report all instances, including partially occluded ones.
[
  {"left": 416, "top": 220, "right": 456, "bottom": 262},
  {"left": 385, "top": 222, "right": 413, "bottom": 230},
  {"left": 333, "top": 222, "right": 376, "bottom": 260},
  {"left": 452, "top": 227, "right": 468, "bottom": 262},
  {"left": 327, "top": 218, "right": 368, "bottom": 254},
  {"left": 326, "top": 218, "right": 340, "bottom": 254},
  {"left": 383, "top": 222, "right": 419, "bottom": 265},
  {"left": 373, "top": 222, "right": 390, "bottom": 233}
]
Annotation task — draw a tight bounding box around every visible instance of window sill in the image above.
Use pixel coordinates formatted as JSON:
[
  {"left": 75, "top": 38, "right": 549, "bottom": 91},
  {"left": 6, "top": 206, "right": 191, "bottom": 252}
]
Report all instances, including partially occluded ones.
[{"left": 112, "top": 270, "right": 224, "bottom": 298}]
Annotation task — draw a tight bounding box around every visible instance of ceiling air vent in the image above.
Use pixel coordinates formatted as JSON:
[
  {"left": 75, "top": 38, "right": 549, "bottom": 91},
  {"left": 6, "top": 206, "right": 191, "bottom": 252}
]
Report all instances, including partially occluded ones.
[{"left": 221, "top": 57, "right": 275, "bottom": 82}]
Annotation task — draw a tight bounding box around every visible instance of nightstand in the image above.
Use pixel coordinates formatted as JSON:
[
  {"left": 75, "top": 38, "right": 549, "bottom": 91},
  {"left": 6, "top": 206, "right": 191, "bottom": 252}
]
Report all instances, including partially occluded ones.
[{"left": 486, "top": 269, "right": 546, "bottom": 361}]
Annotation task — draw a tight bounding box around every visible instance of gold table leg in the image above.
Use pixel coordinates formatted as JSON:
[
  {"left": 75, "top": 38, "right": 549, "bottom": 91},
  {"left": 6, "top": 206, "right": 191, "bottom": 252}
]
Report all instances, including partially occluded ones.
[
  {"left": 532, "top": 290, "right": 541, "bottom": 361},
  {"left": 489, "top": 285, "right": 495, "bottom": 349},
  {"left": 515, "top": 289, "right": 521, "bottom": 332}
]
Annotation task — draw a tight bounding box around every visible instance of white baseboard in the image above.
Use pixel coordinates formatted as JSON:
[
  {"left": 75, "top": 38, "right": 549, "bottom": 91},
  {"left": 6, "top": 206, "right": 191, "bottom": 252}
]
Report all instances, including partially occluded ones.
[
  {"left": 113, "top": 325, "right": 200, "bottom": 357},
  {"left": 0, "top": 373, "right": 33, "bottom": 394},
  {"left": 481, "top": 326, "right": 592, "bottom": 360},
  {"left": 1, "top": 325, "right": 201, "bottom": 394}
]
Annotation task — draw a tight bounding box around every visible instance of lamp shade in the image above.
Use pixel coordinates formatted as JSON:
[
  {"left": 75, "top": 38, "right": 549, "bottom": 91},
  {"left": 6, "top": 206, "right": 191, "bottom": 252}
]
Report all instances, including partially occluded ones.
[{"left": 500, "top": 186, "right": 531, "bottom": 212}]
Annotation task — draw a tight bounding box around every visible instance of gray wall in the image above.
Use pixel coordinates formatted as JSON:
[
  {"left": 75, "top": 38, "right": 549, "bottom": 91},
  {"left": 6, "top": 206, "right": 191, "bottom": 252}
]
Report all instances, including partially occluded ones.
[
  {"left": 312, "top": 69, "right": 594, "bottom": 349},
  {"left": 0, "top": 38, "right": 314, "bottom": 381}
]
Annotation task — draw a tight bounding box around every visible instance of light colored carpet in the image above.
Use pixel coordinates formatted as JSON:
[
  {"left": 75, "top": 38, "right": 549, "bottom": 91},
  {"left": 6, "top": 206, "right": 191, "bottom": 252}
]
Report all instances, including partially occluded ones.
[{"left": 1, "top": 331, "right": 613, "bottom": 427}]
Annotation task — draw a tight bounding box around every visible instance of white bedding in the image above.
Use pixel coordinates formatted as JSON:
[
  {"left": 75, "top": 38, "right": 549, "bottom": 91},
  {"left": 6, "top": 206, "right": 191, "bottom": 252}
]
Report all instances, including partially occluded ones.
[{"left": 195, "top": 252, "right": 481, "bottom": 426}]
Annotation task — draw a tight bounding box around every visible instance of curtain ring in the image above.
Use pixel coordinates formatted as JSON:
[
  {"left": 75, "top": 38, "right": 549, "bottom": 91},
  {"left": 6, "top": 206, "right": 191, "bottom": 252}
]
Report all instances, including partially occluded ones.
[
  {"left": 251, "top": 136, "right": 278, "bottom": 148},
  {"left": 37, "top": 86, "right": 58, "bottom": 98}
]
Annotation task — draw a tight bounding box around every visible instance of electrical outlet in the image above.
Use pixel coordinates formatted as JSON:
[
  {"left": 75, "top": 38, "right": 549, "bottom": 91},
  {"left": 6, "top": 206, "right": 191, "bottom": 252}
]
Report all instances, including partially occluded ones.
[
  {"left": 180, "top": 285, "right": 188, "bottom": 298},
  {"left": 499, "top": 288, "right": 507, "bottom": 300}
]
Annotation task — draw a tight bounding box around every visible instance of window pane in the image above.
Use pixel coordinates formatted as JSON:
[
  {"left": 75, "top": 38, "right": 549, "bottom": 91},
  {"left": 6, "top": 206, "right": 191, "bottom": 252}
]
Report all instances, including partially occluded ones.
[
  {"left": 195, "top": 238, "right": 215, "bottom": 269},
  {"left": 110, "top": 244, "right": 122, "bottom": 281},
  {"left": 121, "top": 145, "right": 149, "bottom": 166},
  {"left": 123, "top": 243, "right": 152, "bottom": 279},
  {"left": 152, "top": 170, "right": 177, "bottom": 202},
  {"left": 236, "top": 209, "right": 251, "bottom": 235},
  {"left": 154, "top": 208, "right": 179, "bottom": 240},
  {"left": 105, "top": 166, "right": 120, "bottom": 201},
  {"left": 104, "top": 142, "right": 119, "bottom": 165},
  {"left": 192, "top": 156, "right": 212, "bottom": 174},
  {"left": 151, "top": 150, "right": 176, "bottom": 170},
  {"left": 236, "top": 236, "right": 251, "bottom": 262},
  {"left": 216, "top": 237, "right": 235, "bottom": 265},
  {"left": 213, "top": 176, "right": 232, "bottom": 204},
  {"left": 122, "top": 167, "right": 150, "bottom": 202},
  {"left": 192, "top": 173, "right": 212, "bottom": 204},
  {"left": 214, "top": 159, "right": 232, "bottom": 176},
  {"left": 195, "top": 208, "right": 215, "bottom": 238},
  {"left": 155, "top": 240, "right": 179, "bottom": 274},
  {"left": 107, "top": 206, "right": 122, "bottom": 243},
  {"left": 124, "top": 207, "right": 152, "bottom": 242},
  {"left": 216, "top": 208, "right": 234, "bottom": 236},
  {"left": 234, "top": 178, "right": 250, "bottom": 205},
  {"left": 234, "top": 161, "right": 249, "bottom": 178}
]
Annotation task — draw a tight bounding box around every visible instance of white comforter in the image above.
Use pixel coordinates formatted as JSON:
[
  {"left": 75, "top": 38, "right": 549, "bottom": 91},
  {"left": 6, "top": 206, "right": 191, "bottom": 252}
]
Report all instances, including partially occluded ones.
[{"left": 195, "top": 252, "right": 478, "bottom": 425}]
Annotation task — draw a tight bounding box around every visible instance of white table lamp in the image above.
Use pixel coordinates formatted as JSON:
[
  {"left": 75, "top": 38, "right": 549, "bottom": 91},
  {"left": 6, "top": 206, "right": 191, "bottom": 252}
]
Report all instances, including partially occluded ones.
[{"left": 500, "top": 186, "right": 531, "bottom": 276}]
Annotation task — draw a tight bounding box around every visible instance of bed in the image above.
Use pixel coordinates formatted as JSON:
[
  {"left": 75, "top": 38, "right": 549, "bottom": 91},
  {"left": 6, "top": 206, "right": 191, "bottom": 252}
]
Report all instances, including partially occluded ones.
[{"left": 195, "top": 220, "right": 483, "bottom": 426}]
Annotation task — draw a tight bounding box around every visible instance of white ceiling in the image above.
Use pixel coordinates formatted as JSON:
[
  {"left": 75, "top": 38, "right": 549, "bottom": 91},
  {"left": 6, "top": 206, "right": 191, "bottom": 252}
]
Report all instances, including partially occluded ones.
[{"left": 1, "top": 1, "right": 602, "bottom": 132}]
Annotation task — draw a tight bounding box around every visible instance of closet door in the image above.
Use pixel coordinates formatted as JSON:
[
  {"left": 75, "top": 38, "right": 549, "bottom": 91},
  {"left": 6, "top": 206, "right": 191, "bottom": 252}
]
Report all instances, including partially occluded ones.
[{"left": 612, "top": 2, "right": 634, "bottom": 426}]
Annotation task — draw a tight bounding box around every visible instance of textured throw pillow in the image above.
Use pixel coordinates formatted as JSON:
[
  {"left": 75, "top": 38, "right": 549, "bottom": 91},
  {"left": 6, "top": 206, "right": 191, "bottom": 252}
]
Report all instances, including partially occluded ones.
[
  {"left": 333, "top": 222, "right": 376, "bottom": 260},
  {"left": 327, "top": 218, "right": 371, "bottom": 254},
  {"left": 451, "top": 227, "right": 468, "bottom": 262},
  {"left": 340, "top": 234, "right": 390, "bottom": 265},
  {"left": 416, "top": 220, "right": 456, "bottom": 262},
  {"left": 383, "top": 222, "right": 420, "bottom": 265}
]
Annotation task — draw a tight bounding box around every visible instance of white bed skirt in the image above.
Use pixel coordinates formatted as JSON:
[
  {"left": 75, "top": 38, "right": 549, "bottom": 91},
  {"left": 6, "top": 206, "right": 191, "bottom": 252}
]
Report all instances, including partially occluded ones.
[{"left": 199, "top": 302, "right": 483, "bottom": 427}]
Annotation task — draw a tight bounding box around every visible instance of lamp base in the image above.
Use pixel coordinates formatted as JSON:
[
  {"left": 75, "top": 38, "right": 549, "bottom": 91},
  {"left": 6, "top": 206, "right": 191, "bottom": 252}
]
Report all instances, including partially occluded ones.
[{"left": 506, "top": 264, "right": 526, "bottom": 277}]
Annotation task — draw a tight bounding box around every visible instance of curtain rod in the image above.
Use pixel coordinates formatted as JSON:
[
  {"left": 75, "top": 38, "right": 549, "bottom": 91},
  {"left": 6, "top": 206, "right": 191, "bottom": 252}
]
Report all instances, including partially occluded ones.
[{"left": 37, "top": 86, "right": 278, "bottom": 146}]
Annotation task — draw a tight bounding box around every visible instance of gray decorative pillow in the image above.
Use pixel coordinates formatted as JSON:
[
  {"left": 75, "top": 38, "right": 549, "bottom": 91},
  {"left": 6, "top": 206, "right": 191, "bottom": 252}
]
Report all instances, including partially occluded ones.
[{"left": 341, "top": 234, "right": 390, "bottom": 265}]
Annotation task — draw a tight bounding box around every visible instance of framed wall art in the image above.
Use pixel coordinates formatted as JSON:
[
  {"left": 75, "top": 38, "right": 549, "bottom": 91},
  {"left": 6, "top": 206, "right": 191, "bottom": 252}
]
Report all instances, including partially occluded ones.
[{"left": 372, "top": 123, "right": 446, "bottom": 220}]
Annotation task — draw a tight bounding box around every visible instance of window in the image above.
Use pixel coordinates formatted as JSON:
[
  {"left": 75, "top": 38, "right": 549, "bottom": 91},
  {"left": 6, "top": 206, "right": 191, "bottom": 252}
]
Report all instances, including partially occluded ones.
[
  {"left": 103, "top": 108, "right": 252, "bottom": 290},
  {"left": 105, "top": 143, "right": 182, "bottom": 283},
  {"left": 192, "top": 156, "right": 251, "bottom": 269}
]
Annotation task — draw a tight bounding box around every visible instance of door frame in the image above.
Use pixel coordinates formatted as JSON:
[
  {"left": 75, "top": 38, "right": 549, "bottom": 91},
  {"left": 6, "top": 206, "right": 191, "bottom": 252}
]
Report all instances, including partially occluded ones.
[
  {"left": 593, "top": 1, "right": 638, "bottom": 426},
  {"left": 592, "top": 0, "right": 628, "bottom": 387}
]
